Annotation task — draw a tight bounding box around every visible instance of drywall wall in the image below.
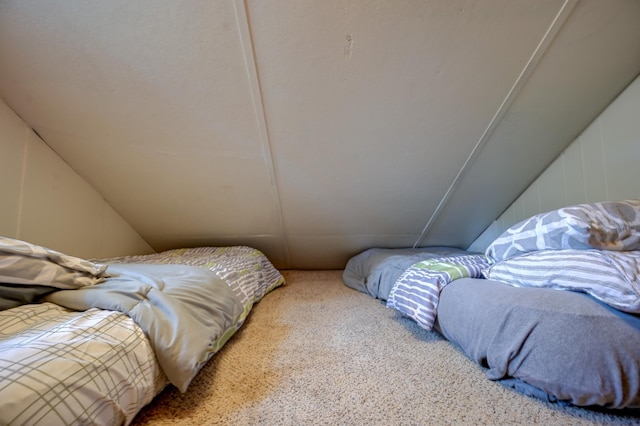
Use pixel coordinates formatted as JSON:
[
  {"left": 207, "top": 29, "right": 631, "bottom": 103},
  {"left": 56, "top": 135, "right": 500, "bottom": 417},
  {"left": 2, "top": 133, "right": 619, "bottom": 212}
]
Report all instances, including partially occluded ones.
[
  {"left": 469, "top": 74, "right": 640, "bottom": 252},
  {"left": 1, "top": 1, "right": 639, "bottom": 269},
  {"left": 0, "top": 99, "right": 153, "bottom": 259}
]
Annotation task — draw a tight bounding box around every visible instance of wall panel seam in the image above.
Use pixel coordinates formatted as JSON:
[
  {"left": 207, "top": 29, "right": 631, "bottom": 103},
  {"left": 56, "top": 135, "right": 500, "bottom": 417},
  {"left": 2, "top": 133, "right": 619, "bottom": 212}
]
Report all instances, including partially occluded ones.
[
  {"left": 413, "top": 0, "right": 579, "bottom": 248},
  {"left": 233, "top": 0, "right": 291, "bottom": 268},
  {"left": 597, "top": 119, "right": 610, "bottom": 199},
  {"left": 15, "top": 127, "right": 30, "bottom": 239}
]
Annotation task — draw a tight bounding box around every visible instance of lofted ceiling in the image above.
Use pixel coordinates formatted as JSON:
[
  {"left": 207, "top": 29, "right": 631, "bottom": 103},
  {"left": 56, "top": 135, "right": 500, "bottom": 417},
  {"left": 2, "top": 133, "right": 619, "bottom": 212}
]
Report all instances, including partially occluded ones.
[{"left": 0, "top": 0, "right": 639, "bottom": 269}]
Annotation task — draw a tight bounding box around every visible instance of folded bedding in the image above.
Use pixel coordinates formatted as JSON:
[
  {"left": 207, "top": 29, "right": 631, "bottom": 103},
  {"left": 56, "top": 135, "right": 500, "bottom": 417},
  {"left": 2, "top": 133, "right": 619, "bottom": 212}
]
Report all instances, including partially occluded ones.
[
  {"left": 44, "top": 263, "right": 244, "bottom": 392},
  {"left": 345, "top": 247, "right": 640, "bottom": 409},
  {"left": 342, "top": 199, "right": 640, "bottom": 410},
  {"left": 0, "top": 242, "right": 285, "bottom": 426},
  {"left": 0, "top": 236, "right": 110, "bottom": 309},
  {"left": 483, "top": 199, "right": 640, "bottom": 314},
  {"left": 0, "top": 236, "right": 109, "bottom": 287}
]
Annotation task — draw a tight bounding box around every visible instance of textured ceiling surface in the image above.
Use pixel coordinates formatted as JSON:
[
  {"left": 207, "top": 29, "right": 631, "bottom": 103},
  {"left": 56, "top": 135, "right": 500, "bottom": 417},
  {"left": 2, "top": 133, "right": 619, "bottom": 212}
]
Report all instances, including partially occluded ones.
[{"left": 1, "top": 0, "right": 639, "bottom": 269}]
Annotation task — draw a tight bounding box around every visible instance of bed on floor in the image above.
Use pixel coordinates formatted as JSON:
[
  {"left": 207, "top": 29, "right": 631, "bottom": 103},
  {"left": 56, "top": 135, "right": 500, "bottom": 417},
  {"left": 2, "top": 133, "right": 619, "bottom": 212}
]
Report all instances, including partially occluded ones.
[
  {"left": 0, "top": 238, "right": 284, "bottom": 426},
  {"left": 344, "top": 199, "right": 640, "bottom": 411}
]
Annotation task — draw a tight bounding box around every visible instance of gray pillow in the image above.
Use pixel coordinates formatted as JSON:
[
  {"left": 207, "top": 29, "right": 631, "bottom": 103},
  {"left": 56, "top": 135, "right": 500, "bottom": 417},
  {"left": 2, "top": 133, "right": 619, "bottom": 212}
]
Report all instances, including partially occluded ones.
[
  {"left": 486, "top": 199, "right": 640, "bottom": 261},
  {"left": 437, "top": 278, "right": 640, "bottom": 409}
]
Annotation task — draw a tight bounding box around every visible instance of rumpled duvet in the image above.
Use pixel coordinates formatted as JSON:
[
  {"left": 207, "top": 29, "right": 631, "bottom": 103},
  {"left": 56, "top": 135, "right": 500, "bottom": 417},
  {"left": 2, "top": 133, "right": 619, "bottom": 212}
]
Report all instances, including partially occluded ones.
[
  {"left": 385, "top": 254, "right": 493, "bottom": 330},
  {"left": 0, "top": 236, "right": 110, "bottom": 310},
  {"left": 44, "top": 263, "right": 244, "bottom": 392}
]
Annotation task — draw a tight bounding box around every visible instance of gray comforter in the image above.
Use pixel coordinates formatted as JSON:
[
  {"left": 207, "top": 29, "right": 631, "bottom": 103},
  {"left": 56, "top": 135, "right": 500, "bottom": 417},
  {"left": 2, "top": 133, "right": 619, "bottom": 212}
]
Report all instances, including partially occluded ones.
[
  {"left": 44, "top": 263, "right": 244, "bottom": 392},
  {"left": 343, "top": 247, "right": 469, "bottom": 299},
  {"left": 343, "top": 247, "right": 640, "bottom": 410}
]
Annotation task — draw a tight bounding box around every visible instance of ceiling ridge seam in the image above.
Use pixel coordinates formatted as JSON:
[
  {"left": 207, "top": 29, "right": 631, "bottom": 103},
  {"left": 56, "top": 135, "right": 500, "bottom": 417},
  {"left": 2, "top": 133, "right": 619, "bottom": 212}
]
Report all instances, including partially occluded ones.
[
  {"left": 412, "top": 0, "right": 580, "bottom": 249},
  {"left": 232, "top": 0, "right": 292, "bottom": 268}
]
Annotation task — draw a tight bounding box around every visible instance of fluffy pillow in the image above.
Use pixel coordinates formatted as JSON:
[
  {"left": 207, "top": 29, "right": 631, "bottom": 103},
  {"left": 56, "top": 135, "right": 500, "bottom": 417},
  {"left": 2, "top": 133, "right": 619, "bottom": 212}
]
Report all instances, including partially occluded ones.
[
  {"left": 483, "top": 249, "right": 640, "bottom": 313},
  {"left": 486, "top": 199, "right": 640, "bottom": 261}
]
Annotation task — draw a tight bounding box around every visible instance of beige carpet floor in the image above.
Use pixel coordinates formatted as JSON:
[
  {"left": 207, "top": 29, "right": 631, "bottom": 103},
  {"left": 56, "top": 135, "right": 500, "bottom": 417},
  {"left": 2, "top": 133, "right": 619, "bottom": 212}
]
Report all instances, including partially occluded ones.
[{"left": 131, "top": 270, "right": 640, "bottom": 426}]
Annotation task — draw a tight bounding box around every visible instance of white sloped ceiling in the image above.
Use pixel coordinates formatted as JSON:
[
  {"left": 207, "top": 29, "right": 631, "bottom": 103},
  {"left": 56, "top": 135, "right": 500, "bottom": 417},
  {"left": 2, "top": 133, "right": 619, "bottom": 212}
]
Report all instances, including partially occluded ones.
[{"left": 0, "top": 0, "right": 639, "bottom": 269}]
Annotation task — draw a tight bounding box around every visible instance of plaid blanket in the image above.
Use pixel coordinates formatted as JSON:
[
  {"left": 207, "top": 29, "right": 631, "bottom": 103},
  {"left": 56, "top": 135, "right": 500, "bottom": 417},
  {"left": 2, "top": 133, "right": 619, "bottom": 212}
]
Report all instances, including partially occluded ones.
[{"left": 0, "top": 303, "right": 162, "bottom": 426}]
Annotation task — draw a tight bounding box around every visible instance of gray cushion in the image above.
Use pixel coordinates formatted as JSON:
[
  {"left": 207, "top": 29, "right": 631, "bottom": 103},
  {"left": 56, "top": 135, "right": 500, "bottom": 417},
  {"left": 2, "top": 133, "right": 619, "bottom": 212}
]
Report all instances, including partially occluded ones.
[
  {"left": 486, "top": 199, "right": 640, "bottom": 261},
  {"left": 436, "top": 278, "right": 640, "bottom": 409}
]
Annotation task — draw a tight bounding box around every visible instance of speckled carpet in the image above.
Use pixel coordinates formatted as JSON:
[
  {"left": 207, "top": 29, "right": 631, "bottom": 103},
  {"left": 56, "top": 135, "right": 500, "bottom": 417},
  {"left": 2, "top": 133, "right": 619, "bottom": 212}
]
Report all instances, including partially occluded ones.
[{"left": 131, "top": 270, "right": 640, "bottom": 426}]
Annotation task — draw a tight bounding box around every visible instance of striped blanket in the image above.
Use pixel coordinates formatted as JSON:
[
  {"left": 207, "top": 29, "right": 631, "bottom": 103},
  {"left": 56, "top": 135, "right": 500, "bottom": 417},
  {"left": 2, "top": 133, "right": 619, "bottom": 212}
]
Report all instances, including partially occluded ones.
[
  {"left": 386, "top": 254, "right": 493, "bottom": 330},
  {"left": 483, "top": 249, "right": 640, "bottom": 314},
  {"left": 387, "top": 249, "right": 640, "bottom": 331}
]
